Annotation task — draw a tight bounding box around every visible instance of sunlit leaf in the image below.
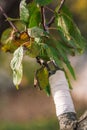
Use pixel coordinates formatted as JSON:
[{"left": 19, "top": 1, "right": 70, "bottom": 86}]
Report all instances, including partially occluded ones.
[
  {"left": 10, "top": 46, "right": 23, "bottom": 88},
  {"left": 13, "top": 65, "right": 23, "bottom": 89},
  {"left": 20, "top": 0, "right": 29, "bottom": 24}
]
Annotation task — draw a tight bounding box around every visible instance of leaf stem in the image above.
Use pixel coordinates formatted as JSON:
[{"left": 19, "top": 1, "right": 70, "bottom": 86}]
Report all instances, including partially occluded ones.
[
  {"left": 45, "top": 6, "right": 54, "bottom": 13},
  {"left": 0, "top": 5, "right": 18, "bottom": 31}
]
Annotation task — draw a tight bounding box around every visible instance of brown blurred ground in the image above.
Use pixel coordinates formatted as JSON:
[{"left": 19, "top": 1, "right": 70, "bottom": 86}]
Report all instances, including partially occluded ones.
[{"left": 0, "top": 87, "right": 55, "bottom": 122}]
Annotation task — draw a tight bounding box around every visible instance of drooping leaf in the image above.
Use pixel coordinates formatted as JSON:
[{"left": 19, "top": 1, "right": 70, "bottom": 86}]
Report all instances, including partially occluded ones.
[
  {"left": 64, "top": 61, "right": 76, "bottom": 79},
  {"left": 20, "top": 0, "right": 29, "bottom": 24},
  {"left": 10, "top": 46, "right": 23, "bottom": 88},
  {"left": 10, "top": 46, "right": 23, "bottom": 70},
  {"left": 36, "top": 66, "right": 50, "bottom": 95},
  {"left": 38, "top": 43, "right": 50, "bottom": 61},
  {"left": 1, "top": 28, "right": 17, "bottom": 52},
  {"left": 45, "top": 85, "right": 51, "bottom": 96},
  {"left": 56, "top": 6, "right": 86, "bottom": 54},
  {"left": 13, "top": 65, "right": 23, "bottom": 90},
  {"left": 52, "top": 40, "right": 76, "bottom": 79},
  {"left": 46, "top": 45, "right": 62, "bottom": 68},
  {"left": 35, "top": 0, "right": 53, "bottom": 6},
  {"left": 63, "top": 69, "right": 72, "bottom": 89},
  {"left": 28, "top": 26, "right": 75, "bottom": 79},
  {"left": 27, "top": 2, "right": 41, "bottom": 27},
  {"left": 37, "top": 33, "right": 75, "bottom": 79}
]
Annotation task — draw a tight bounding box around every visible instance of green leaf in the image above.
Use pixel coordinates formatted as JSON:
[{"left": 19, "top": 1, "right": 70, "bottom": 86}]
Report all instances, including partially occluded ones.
[
  {"left": 6, "top": 17, "right": 20, "bottom": 22},
  {"left": 45, "top": 85, "right": 51, "bottom": 96},
  {"left": 1, "top": 28, "right": 17, "bottom": 52},
  {"left": 1, "top": 28, "right": 12, "bottom": 43},
  {"left": 29, "top": 36, "right": 62, "bottom": 68},
  {"left": 56, "top": 5, "right": 73, "bottom": 19},
  {"left": 65, "top": 61, "right": 76, "bottom": 79},
  {"left": 13, "top": 65, "right": 23, "bottom": 90},
  {"left": 10, "top": 46, "right": 23, "bottom": 88},
  {"left": 27, "top": 2, "right": 41, "bottom": 27},
  {"left": 10, "top": 46, "right": 23, "bottom": 70},
  {"left": 56, "top": 7, "right": 86, "bottom": 54},
  {"left": 63, "top": 69, "right": 72, "bottom": 89},
  {"left": 53, "top": 40, "right": 76, "bottom": 79},
  {"left": 28, "top": 27, "right": 48, "bottom": 38},
  {"left": 35, "top": 0, "right": 53, "bottom": 6},
  {"left": 38, "top": 43, "right": 50, "bottom": 61},
  {"left": 20, "top": 0, "right": 29, "bottom": 24},
  {"left": 46, "top": 45, "right": 62, "bottom": 68},
  {"left": 26, "top": 41, "right": 40, "bottom": 58},
  {"left": 36, "top": 67, "right": 49, "bottom": 89}
]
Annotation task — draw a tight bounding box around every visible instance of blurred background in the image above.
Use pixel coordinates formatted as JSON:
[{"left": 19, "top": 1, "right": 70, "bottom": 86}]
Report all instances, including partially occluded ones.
[{"left": 0, "top": 0, "right": 87, "bottom": 129}]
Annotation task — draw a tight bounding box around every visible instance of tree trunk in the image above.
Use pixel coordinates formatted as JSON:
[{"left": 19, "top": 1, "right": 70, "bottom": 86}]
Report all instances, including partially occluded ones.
[{"left": 49, "top": 70, "right": 87, "bottom": 130}]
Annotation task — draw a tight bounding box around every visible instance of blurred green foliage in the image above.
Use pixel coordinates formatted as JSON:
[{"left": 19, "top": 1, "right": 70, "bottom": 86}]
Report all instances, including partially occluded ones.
[{"left": 0, "top": 118, "right": 59, "bottom": 130}]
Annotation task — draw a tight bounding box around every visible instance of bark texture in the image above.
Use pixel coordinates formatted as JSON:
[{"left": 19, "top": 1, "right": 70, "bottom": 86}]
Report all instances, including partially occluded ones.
[
  {"left": 58, "top": 111, "right": 87, "bottom": 130},
  {"left": 77, "top": 111, "right": 87, "bottom": 130}
]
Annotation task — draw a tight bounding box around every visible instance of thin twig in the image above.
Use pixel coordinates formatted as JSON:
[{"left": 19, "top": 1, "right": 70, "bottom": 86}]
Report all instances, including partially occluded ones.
[
  {"left": 47, "top": 0, "right": 66, "bottom": 27},
  {"left": 46, "top": 16, "right": 55, "bottom": 27},
  {"left": 58, "top": 0, "right": 66, "bottom": 13},
  {"left": 41, "top": 6, "right": 47, "bottom": 31},
  {"left": 0, "top": 5, "right": 18, "bottom": 31},
  {"left": 45, "top": 6, "right": 54, "bottom": 13}
]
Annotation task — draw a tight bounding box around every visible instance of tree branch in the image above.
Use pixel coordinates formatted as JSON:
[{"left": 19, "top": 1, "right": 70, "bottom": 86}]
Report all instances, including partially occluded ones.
[
  {"left": 0, "top": 5, "right": 18, "bottom": 31},
  {"left": 41, "top": 6, "right": 47, "bottom": 31},
  {"left": 58, "top": 0, "right": 66, "bottom": 13},
  {"left": 47, "top": 0, "right": 66, "bottom": 27},
  {"left": 46, "top": 16, "right": 55, "bottom": 27}
]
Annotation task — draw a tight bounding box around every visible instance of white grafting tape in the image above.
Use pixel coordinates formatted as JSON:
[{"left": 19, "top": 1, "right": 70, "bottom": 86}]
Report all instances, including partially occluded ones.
[{"left": 49, "top": 70, "right": 76, "bottom": 116}]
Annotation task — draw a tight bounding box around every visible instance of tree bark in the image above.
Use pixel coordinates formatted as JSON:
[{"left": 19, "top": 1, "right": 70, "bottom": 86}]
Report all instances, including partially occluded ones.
[
  {"left": 49, "top": 70, "right": 87, "bottom": 130},
  {"left": 77, "top": 111, "right": 87, "bottom": 130}
]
